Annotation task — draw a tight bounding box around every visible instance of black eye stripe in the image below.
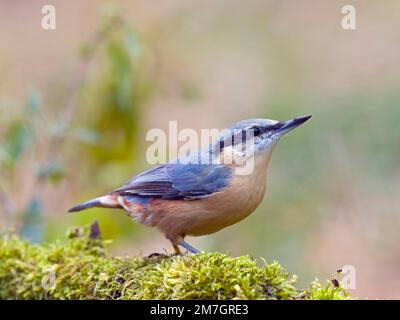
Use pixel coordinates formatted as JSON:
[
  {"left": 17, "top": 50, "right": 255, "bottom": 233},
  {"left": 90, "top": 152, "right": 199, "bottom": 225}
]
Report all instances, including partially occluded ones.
[
  {"left": 215, "top": 121, "right": 286, "bottom": 153},
  {"left": 244, "top": 126, "right": 263, "bottom": 136},
  {"left": 218, "top": 127, "right": 263, "bottom": 150},
  {"left": 247, "top": 123, "right": 285, "bottom": 134},
  {"left": 267, "top": 122, "right": 284, "bottom": 131}
]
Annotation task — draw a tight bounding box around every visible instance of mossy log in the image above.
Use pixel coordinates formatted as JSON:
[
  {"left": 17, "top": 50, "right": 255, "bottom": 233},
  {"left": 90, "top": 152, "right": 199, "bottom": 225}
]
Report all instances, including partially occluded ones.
[{"left": 0, "top": 223, "right": 349, "bottom": 300}]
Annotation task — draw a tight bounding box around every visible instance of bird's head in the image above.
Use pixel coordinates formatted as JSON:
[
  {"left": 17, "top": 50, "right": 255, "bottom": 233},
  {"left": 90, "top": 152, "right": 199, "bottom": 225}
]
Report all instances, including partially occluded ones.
[{"left": 212, "top": 115, "right": 311, "bottom": 169}]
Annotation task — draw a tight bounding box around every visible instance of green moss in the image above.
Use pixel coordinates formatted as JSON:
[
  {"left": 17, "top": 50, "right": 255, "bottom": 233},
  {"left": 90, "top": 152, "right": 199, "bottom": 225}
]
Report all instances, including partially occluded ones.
[
  {"left": 0, "top": 224, "right": 350, "bottom": 300},
  {"left": 305, "top": 279, "right": 350, "bottom": 300}
]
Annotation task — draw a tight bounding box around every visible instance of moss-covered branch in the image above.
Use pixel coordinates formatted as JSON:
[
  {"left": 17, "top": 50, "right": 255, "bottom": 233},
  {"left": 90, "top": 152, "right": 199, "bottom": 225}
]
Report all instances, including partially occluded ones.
[{"left": 0, "top": 223, "right": 350, "bottom": 300}]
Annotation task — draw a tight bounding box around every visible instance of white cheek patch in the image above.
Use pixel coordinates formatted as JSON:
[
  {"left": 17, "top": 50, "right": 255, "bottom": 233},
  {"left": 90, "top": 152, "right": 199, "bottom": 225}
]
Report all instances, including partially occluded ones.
[
  {"left": 218, "top": 145, "right": 255, "bottom": 175},
  {"left": 232, "top": 149, "right": 247, "bottom": 164},
  {"left": 219, "top": 146, "right": 238, "bottom": 165}
]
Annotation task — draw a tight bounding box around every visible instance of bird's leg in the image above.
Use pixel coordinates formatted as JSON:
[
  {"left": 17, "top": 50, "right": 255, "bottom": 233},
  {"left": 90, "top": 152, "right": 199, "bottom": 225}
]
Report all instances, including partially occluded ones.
[
  {"left": 178, "top": 239, "right": 201, "bottom": 254},
  {"left": 172, "top": 243, "right": 181, "bottom": 255}
]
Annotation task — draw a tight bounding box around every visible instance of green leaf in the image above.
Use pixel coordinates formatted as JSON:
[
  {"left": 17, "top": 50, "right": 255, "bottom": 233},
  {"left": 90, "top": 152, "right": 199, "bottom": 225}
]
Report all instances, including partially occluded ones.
[
  {"left": 25, "top": 88, "right": 42, "bottom": 117},
  {"left": 20, "top": 195, "right": 44, "bottom": 244},
  {"left": 36, "top": 161, "right": 65, "bottom": 184},
  {"left": 124, "top": 27, "right": 141, "bottom": 60},
  {"left": 2, "top": 121, "right": 33, "bottom": 165},
  {"left": 73, "top": 128, "right": 100, "bottom": 145}
]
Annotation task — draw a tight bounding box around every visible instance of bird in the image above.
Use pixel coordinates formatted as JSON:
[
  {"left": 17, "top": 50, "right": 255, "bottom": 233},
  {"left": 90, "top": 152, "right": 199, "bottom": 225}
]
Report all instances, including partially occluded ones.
[{"left": 68, "top": 115, "right": 311, "bottom": 254}]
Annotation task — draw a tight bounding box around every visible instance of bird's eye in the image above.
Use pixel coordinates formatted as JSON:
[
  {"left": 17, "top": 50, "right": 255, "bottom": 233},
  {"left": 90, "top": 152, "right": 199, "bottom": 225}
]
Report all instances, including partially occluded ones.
[{"left": 249, "top": 126, "right": 262, "bottom": 136}]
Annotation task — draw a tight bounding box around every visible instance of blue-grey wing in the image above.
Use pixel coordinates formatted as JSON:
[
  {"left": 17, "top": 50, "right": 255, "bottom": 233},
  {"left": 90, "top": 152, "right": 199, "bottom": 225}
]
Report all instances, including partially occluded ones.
[{"left": 113, "top": 163, "right": 232, "bottom": 200}]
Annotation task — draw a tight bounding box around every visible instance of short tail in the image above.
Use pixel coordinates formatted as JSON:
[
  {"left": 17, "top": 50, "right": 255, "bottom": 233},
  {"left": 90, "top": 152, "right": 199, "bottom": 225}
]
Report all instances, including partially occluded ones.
[{"left": 68, "top": 194, "right": 121, "bottom": 212}]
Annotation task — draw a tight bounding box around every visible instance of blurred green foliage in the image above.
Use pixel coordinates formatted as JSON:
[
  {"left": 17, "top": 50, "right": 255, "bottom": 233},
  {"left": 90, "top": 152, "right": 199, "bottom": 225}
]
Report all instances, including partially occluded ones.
[
  {"left": 0, "top": 7, "right": 154, "bottom": 246},
  {"left": 20, "top": 196, "right": 43, "bottom": 243},
  {"left": 0, "top": 89, "right": 40, "bottom": 168},
  {"left": 67, "top": 12, "right": 155, "bottom": 243},
  {"left": 74, "top": 16, "right": 155, "bottom": 180}
]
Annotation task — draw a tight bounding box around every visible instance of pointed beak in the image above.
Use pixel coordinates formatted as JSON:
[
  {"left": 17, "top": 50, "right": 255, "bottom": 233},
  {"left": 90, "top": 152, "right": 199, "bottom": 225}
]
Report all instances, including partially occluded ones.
[{"left": 274, "top": 115, "right": 312, "bottom": 136}]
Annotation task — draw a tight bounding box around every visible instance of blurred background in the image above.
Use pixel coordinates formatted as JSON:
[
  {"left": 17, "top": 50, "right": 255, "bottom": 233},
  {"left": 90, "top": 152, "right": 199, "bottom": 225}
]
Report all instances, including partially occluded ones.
[{"left": 1, "top": 0, "right": 400, "bottom": 299}]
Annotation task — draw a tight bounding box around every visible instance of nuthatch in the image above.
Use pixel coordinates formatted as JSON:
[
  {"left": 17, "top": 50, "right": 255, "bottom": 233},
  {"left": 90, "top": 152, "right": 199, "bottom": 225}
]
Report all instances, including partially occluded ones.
[{"left": 69, "top": 115, "right": 311, "bottom": 254}]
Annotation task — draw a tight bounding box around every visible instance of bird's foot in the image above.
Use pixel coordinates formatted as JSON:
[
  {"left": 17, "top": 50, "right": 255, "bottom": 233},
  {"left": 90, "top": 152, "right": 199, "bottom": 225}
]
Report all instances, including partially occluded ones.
[{"left": 147, "top": 252, "right": 169, "bottom": 259}]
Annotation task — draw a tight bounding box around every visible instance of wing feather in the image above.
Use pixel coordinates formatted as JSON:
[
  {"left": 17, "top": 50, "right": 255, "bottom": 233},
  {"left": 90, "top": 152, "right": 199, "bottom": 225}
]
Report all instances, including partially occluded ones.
[{"left": 113, "top": 164, "right": 231, "bottom": 200}]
